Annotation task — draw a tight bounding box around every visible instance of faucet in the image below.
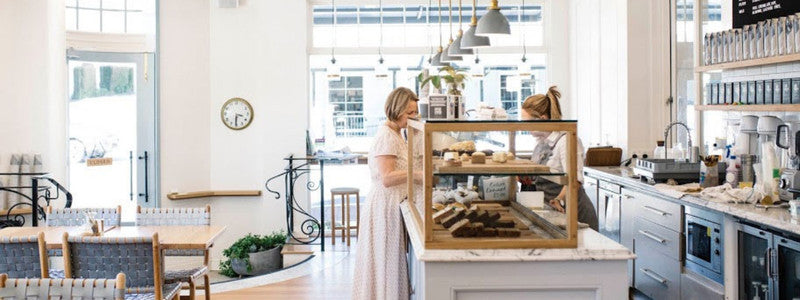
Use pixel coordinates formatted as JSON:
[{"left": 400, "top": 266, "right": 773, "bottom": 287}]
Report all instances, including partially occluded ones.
[{"left": 663, "top": 122, "right": 693, "bottom": 160}]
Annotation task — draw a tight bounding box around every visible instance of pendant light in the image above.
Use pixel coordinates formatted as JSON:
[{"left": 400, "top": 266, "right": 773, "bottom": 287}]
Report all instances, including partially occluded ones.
[
  {"left": 375, "top": 0, "right": 389, "bottom": 78},
  {"left": 448, "top": 0, "right": 474, "bottom": 56},
  {"left": 430, "top": 0, "right": 450, "bottom": 67},
  {"left": 470, "top": 51, "right": 485, "bottom": 78},
  {"left": 476, "top": 0, "right": 510, "bottom": 37},
  {"left": 440, "top": 0, "right": 463, "bottom": 63},
  {"left": 518, "top": 0, "right": 531, "bottom": 77},
  {"left": 461, "top": 0, "right": 491, "bottom": 49},
  {"left": 327, "top": 0, "right": 341, "bottom": 80}
]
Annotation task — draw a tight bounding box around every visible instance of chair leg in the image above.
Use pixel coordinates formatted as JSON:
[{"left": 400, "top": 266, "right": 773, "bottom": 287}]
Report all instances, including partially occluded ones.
[
  {"left": 340, "top": 194, "right": 346, "bottom": 243},
  {"left": 203, "top": 274, "right": 210, "bottom": 300},
  {"left": 345, "top": 193, "right": 351, "bottom": 247},
  {"left": 189, "top": 280, "right": 196, "bottom": 300},
  {"left": 331, "top": 192, "right": 336, "bottom": 245},
  {"left": 356, "top": 192, "right": 361, "bottom": 239}
]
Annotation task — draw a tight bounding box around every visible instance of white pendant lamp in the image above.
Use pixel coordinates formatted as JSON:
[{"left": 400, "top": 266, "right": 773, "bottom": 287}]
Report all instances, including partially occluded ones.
[
  {"left": 461, "top": 0, "right": 491, "bottom": 49},
  {"left": 440, "top": 0, "right": 463, "bottom": 63},
  {"left": 375, "top": 0, "right": 389, "bottom": 78},
  {"left": 448, "top": 0, "right": 474, "bottom": 56},
  {"left": 327, "top": 0, "right": 341, "bottom": 80},
  {"left": 431, "top": 0, "right": 450, "bottom": 67},
  {"left": 470, "top": 53, "right": 485, "bottom": 78},
  {"left": 476, "top": 0, "right": 510, "bottom": 37}
]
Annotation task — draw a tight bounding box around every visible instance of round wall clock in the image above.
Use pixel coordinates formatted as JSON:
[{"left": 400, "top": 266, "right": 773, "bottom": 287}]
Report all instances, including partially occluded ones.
[{"left": 221, "top": 97, "right": 253, "bottom": 130}]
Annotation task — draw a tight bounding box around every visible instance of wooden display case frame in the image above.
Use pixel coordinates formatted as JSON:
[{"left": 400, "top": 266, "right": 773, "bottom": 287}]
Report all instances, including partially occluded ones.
[{"left": 406, "top": 119, "right": 580, "bottom": 249}]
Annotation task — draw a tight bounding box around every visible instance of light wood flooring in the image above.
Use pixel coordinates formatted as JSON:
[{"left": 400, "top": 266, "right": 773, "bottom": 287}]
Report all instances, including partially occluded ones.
[{"left": 211, "top": 237, "right": 357, "bottom": 299}]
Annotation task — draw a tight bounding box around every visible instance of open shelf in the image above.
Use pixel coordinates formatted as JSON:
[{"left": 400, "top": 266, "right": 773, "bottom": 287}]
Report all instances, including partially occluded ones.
[
  {"left": 695, "top": 104, "right": 800, "bottom": 112},
  {"left": 696, "top": 53, "right": 800, "bottom": 73},
  {"left": 167, "top": 190, "right": 262, "bottom": 200},
  {"left": 433, "top": 159, "right": 553, "bottom": 175}
]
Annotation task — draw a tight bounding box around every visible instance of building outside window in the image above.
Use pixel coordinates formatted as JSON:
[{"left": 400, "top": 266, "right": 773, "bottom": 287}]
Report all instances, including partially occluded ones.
[{"left": 329, "top": 76, "right": 366, "bottom": 137}]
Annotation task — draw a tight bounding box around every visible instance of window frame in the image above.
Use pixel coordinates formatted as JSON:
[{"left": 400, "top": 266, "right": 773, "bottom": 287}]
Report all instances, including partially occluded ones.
[{"left": 66, "top": 0, "right": 145, "bottom": 33}]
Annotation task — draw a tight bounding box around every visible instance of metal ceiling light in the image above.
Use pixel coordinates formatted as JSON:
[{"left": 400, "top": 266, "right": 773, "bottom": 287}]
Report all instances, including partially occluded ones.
[
  {"left": 375, "top": 0, "right": 389, "bottom": 78},
  {"left": 470, "top": 51, "right": 485, "bottom": 78},
  {"left": 448, "top": 0, "right": 473, "bottom": 56},
  {"left": 327, "top": 0, "right": 341, "bottom": 80},
  {"left": 518, "top": 0, "right": 531, "bottom": 77},
  {"left": 440, "top": 0, "right": 463, "bottom": 63},
  {"left": 476, "top": 0, "right": 510, "bottom": 37},
  {"left": 461, "top": 0, "right": 491, "bottom": 49},
  {"left": 431, "top": 0, "right": 450, "bottom": 67}
]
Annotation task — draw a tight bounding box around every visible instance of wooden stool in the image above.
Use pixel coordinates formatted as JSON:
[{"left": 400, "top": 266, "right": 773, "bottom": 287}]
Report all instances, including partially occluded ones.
[{"left": 330, "top": 187, "right": 360, "bottom": 246}]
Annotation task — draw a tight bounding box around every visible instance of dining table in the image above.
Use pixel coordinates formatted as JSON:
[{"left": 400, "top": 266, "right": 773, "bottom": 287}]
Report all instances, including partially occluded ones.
[{"left": 0, "top": 225, "right": 227, "bottom": 250}]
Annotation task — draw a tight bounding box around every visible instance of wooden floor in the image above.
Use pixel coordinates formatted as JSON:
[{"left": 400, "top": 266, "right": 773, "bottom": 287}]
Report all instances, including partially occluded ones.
[{"left": 212, "top": 237, "right": 356, "bottom": 299}]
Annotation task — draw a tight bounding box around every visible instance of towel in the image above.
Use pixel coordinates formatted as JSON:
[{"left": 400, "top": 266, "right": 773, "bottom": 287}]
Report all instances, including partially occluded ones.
[
  {"left": 699, "top": 183, "right": 763, "bottom": 204},
  {"left": 653, "top": 183, "right": 703, "bottom": 199}
]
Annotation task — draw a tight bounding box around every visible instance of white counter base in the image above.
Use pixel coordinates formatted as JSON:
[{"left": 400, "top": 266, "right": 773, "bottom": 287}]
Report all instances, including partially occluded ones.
[{"left": 402, "top": 202, "right": 634, "bottom": 300}]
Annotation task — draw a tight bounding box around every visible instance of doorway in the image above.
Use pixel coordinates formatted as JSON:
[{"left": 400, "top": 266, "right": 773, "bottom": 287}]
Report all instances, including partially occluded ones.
[{"left": 66, "top": 50, "right": 157, "bottom": 222}]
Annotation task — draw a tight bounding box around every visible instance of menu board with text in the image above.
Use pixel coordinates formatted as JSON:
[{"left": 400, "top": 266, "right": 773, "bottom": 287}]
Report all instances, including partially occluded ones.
[{"left": 733, "top": 0, "right": 800, "bottom": 28}]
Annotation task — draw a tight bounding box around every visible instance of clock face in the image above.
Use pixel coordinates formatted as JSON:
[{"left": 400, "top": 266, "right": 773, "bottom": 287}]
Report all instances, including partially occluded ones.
[{"left": 221, "top": 98, "right": 253, "bottom": 130}]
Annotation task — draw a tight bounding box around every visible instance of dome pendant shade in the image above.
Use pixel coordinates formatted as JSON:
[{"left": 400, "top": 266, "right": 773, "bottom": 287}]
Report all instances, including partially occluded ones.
[
  {"left": 461, "top": 24, "right": 491, "bottom": 48},
  {"left": 448, "top": 34, "right": 474, "bottom": 56},
  {"left": 430, "top": 49, "right": 450, "bottom": 67},
  {"left": 440, "top": 44, "right": 464, "bottom": 63},
  {"left": 476, "top": 5, "right": 510, "bottom": 36}
]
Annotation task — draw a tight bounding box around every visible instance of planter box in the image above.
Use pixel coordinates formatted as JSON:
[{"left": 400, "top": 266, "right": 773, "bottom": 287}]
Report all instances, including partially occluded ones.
[{"left": 231, "top": 245, "right": 284, "bottom": 276}]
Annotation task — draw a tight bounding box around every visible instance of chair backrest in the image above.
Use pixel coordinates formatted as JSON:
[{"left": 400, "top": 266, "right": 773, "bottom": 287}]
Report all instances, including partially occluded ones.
[
  {"left": 62, "top": 233, "right": 164, "bottom": 300},
  {"left": 135, "top": 205, "right": 211, "bottom": 226},
  {"left": 0, "top": 273, "right": 126, "bottom": 300},
  {"left": 0, "top": 233, "right": 48, "bottom": 278},
  {"left": 46, "top": 206, "right": 121, "bottom": 227}
]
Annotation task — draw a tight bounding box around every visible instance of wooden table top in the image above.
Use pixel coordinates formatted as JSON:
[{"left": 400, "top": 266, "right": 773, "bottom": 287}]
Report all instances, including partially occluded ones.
[{"left": 0, "top": 225, "right": 227, "bottom": 250}]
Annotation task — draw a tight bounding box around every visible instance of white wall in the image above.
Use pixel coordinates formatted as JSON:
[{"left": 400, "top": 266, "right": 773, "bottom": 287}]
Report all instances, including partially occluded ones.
[
  {"left": 159, "top": 0, "right": 309, "bottom": 267},
  {"left": 0, "top": 1, "right": 67, "bottom": 202},
  {"left": 570, "top": 0, "right": 671, "bottom": 157}
]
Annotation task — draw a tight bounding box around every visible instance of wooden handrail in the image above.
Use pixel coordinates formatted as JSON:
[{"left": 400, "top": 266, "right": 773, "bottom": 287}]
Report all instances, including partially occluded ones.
[
  {"left": 1, "top": 208, "right": 32, "bottom": 216},
  {"left": 167, "top": 190, "right": 262, "bottom": 200}
]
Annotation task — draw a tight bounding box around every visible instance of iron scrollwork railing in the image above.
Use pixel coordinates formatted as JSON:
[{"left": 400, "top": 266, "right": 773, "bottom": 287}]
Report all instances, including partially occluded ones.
[
  {"left": 0, "top": 174, "right": 73, "bottom": 228},
  {"left": 266, "top": 155, "right": 325, "bottom": 251}
]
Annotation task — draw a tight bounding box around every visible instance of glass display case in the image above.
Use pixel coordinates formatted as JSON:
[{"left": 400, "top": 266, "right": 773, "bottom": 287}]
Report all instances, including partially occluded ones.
[{"left": 406, "top": 119, "right": 580, "bottom": 249}]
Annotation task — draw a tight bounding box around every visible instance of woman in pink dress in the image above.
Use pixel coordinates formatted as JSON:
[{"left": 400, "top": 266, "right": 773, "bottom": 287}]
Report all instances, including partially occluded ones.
[{"left": 352, "top": 87, "right": 419, "bottom": 299}]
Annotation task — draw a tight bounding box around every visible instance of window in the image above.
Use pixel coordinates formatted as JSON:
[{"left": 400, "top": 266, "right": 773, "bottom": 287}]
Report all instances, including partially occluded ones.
[
  {"left": 66, "top": 0, "right": 148, "bottom": 33},
  {"left": 500, "top": 75, "right": 536, "bottom": 119},
  {"left": 329, "top": 76, "right": 366, "bottom": 137}
]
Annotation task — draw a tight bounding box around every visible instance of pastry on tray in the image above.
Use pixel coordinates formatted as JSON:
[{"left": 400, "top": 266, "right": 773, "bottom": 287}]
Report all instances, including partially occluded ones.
[
  {"left": 441, "top": 210, "right": 466, "bottom": 228},
  {"left": 443, "top": 158, "right": 462, "bottom": 167},
  {"left": 471, "top": 151, "right": 486, "bottom": 164}
]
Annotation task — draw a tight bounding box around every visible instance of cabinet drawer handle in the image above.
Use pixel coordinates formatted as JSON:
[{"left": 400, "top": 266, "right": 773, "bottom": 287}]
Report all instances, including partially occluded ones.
[
  {"left": 638, "top": 230, "right": 666, "bottom": 244},
  {"left": 641, "top": 268, "right": 668, "bottom": 285},
  {"left": 643, "top": 205, "right": 668, "bottom": 216}
]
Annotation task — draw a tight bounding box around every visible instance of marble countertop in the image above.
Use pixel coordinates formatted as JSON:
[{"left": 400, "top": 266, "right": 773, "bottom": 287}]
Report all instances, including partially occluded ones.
[
  {"left": 400, "top": 202, "right": 635, "bottom": 262},
  {"left": 585, "top": 166, "right": 800, "bottom": 235}
]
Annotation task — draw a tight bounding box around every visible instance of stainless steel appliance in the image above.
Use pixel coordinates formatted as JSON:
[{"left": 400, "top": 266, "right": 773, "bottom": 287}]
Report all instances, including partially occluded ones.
[
  {"left": 685, "top": 206, "right": 724, "bottom": 285},
  {"left": 597, "top": 181, "right": 621, "bottom": 243},
  {"left": 737, "top": 222, "right": 800, "bottom": 300},
  {"left": 778, "top": 121, "right": 800, "bottom": 200},
  {"left": 634, "top": 159, "right": 726, "bottom": 183}
]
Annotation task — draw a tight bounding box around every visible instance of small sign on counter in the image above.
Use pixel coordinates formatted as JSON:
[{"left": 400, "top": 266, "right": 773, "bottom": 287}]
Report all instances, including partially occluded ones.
[{"left": 86, "top": 157, "right": 113, "bottom": 167}]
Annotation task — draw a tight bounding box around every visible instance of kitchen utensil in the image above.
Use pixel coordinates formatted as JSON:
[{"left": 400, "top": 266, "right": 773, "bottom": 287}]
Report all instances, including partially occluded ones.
[
  {"left": 741, "top": 115, "right": 759, "bottom": 133},
  {"left": 741, "top": 154, "right": 757, "bottom": 186},
  {"left": 757, "top": 115, "right": 782, "bottom": 135},
  {"left": 689, "top": 146, "right": 701, "bottom": 163}
]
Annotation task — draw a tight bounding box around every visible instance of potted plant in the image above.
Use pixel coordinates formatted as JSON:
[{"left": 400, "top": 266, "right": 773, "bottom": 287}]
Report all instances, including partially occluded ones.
[
  {"left": 219, "top": 231, "right": 287, "bottom": 277},
  {"left": 418, "top": 66, "right": 468, "bottom": 96}
]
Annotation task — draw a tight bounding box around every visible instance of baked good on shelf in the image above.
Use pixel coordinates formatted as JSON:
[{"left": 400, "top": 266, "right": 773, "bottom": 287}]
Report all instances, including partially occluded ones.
[
  {"left": 471, "top": 151, "right": 486, "bottom": 164},
  {"left": 448, "top": 219, "right": 473, "bottom": 237},
  {"left": 443, "top": 159, "right": 462, "bottom": 167},
  {"left": 478, "top": 227, "right": 498, "bottom": 237},
  {"left": 505, "top": 152, "right": 516, "bottom": 161},
  {"left": 448, "top": 140, "right": 476, "bottom": 152},
  {"left": 441, "top": 210, "right": 466, "bottom": 228},
  {"left": 497, "top": 228, "right": 521, "bottom": 237},
  {"left": 443, "top": 152, "right": 459, "bottom": 161},
  {"left": 460, "top": 153, "right": 471, "bottom": 162},
  {"left": 493, "top": 219, "right": 516, "bottom": 228},
  {"left": 464, "top": 210, "right": 479, "bottom": 222},
  {"left": 433, "top": 209, "right": 454, "bottom": 224},
  {"left": 432, "top": 203, "right": 445, "bottom": 211},
  {"left": 492, "top": 151, "right": 507, "bottom": 163}
]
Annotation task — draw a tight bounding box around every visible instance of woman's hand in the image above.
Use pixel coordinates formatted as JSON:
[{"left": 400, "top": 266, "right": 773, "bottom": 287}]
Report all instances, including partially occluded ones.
[{"left": 549, "top": 198, "right": 565, "bottom": 213}]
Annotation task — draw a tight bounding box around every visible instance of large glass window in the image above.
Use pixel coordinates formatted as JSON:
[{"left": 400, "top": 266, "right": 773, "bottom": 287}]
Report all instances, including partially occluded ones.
[
  {"left": 329, "top": 76, "right": 366, "bottom": 137},
  {"left": 66, "top": 0, "right": 147, "bottom": 33}
]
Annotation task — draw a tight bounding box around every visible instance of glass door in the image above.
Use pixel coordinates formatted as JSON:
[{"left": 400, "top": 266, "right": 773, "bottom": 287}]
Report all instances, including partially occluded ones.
[
  {"left": 67, "top": 50, "right": 157, "bottom": 223},
  {"left": 775, "top": 235, "right": 800, "bottom": 299},
  {"left": 739, "top": 224, "right": 774, "bottom": 300}
]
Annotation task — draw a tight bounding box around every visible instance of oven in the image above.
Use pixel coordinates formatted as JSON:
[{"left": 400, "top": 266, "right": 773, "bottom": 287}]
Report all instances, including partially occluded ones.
[{"left": 685, "top": 206, "right": 723, "bottom": 284}]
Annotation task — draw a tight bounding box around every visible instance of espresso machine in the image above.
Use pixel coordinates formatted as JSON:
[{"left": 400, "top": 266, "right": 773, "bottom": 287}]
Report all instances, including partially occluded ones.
[{"left": 777, "top": 119, "right": 800, "bottom": 201}]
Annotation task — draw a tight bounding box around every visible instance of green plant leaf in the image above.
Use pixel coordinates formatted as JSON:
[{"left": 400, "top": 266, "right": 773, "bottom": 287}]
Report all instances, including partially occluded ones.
[
  {"left": 219, "top": 230, "right": 287, "bottom": 277},
  {"left": 431, "top": 76, "right": 441, "bottom": 89}
]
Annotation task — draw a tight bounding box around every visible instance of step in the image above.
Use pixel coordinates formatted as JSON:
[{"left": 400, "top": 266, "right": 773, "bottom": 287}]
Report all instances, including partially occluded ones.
[{"left": 281, "top": 244, "right": 314, "bottom": 255}]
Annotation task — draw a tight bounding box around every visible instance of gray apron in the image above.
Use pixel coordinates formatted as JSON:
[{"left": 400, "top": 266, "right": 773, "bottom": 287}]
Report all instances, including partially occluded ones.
[{"left": 528, "top": 134, "right": 599, "bottom": 231}]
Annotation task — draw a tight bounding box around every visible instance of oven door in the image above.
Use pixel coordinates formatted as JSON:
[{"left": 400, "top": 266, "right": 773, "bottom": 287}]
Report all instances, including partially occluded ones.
[{"left": 686, "top": 215, "right": 722, "bottom": 273}]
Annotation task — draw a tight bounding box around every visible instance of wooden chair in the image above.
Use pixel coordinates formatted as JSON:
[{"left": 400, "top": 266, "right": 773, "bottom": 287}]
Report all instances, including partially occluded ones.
[
  {"left": 0, "top": 232, "right": 48, "bottom": 279},
  {"left": 45, "top": 206, "right": 122, "bottom": 227},
  {"left": 0, "top": 273, "right": 126, "bottom": 300},
  {"left": 330, "top": 187, "right": 360, "bottom": 246},
  {"left": 136, "top": 205, "right": 211, "bottom": 300},
  {"left": 62, "top": 233, "right": 179, "bottom": 300}
]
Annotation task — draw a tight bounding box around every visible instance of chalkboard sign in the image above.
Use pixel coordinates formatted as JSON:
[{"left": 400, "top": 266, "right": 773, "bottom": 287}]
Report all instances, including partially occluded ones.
[{"left": 733, "top": 0, "right": 800, "bottom": 28}]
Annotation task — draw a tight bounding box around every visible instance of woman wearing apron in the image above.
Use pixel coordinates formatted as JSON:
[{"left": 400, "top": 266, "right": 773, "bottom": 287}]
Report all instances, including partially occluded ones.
[{"left": 519, "top": 86, "right": 599, "bottom": 231}]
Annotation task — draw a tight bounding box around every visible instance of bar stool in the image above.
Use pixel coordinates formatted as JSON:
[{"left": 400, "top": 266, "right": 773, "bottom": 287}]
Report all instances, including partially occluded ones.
[{"left": 330, "top": 187, "right": 360, "bottom": 246}]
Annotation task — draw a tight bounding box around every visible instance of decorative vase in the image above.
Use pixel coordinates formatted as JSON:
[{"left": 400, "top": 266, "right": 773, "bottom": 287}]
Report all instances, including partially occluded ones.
[{"left": 231, "top": 245, "right": 284, "bottom": 276}]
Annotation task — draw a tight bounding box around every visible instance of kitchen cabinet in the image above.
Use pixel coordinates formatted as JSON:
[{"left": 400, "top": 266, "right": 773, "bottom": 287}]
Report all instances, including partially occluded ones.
[
  {"left": 584, "top": 175, "right": 599, "bottom": 215},
  {"left": 598, "top": 181, "right": 622, "bottom": 243},
  {"left": 737, "top": 222, "right": 800, "bottom": 300}
]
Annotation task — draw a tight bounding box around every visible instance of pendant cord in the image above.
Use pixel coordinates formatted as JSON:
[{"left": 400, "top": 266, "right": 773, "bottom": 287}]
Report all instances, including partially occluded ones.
[
  {"left": 438, "top": 0, "right": 443, "bottom": 49},
  {"left": 471, "top": 0, "right": 477, "bottom": 24},
  {"left": 449, "top": 0, "right": 453, "bottom": 42},
  {"left": 379, "top": 0, "right": 383, "bottom": 60},
  {"left": 428, "top": 0, "right": 432, "bottom": 56},
  {"left": 331, "top": 0, "right": 336, "bottom": 62},
  {"left": 458, "top": 0, "right": 463, "bottom": 33},
  {"left": 521, "top": 0, "right": 526, "bottom": 60}
]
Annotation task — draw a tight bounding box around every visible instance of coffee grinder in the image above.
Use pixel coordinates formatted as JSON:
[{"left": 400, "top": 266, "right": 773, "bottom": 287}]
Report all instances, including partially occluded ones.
[{"left": 777, "top": 119, "right": 800, "bottom": 201}]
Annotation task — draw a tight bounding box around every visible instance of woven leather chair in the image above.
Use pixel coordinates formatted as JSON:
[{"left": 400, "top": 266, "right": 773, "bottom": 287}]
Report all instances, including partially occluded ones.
[
  {"left": 46, "top": 206, "right": 122, "bottom": 227},
  {"left": 136, "top": 206, "right": 211, "bottom": 300},
  {"left": 62, "top": 233, "right": 180, "bottom": 300},
  {"left": 0, "top": 273, "right": 126, "bottom": 300},
  {"left": 0, "top": 232, "right": 48, "bottom": 279}
]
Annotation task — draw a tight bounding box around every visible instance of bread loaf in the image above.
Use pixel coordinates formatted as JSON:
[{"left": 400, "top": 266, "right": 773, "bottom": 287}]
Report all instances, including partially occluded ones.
[{"left": 441, "top": 210, "right": 466, "bottom": 228}]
